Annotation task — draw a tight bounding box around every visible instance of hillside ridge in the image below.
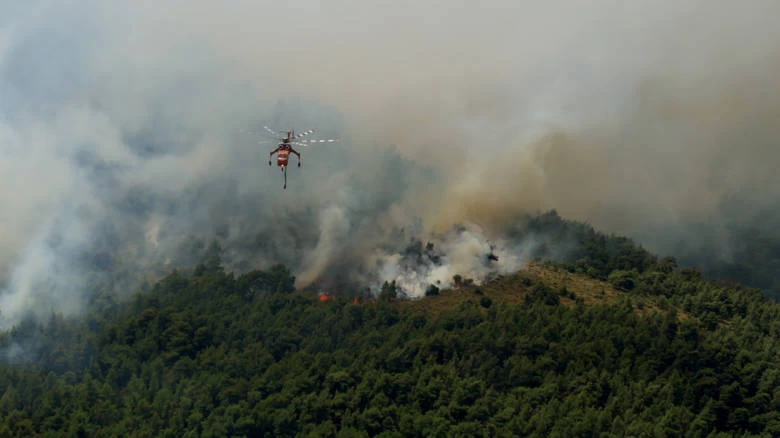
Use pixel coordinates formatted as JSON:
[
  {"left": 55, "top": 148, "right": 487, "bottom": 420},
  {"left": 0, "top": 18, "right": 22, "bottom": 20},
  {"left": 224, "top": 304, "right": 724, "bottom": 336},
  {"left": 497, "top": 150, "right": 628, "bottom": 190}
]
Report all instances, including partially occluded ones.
[
  {"left": 0, "top": 211, "right": 777, "bottom": 436},
  {"left": 397, "top": 262, "right": 689, "bottom": 322}
]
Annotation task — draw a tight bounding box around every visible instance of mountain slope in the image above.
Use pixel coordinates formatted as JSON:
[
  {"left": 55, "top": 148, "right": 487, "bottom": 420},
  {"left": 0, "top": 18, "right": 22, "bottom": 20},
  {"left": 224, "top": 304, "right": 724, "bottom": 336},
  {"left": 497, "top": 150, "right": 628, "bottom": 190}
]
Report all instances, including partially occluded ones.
[
  {"left": 0, "top": 212, "right": 778, "bottom": 436},
  {"left": 0, "top": 260, "right": 777, "bottom": 436},
  {"left": 401, "top": 262, "right": 688, "bottom": 322}
]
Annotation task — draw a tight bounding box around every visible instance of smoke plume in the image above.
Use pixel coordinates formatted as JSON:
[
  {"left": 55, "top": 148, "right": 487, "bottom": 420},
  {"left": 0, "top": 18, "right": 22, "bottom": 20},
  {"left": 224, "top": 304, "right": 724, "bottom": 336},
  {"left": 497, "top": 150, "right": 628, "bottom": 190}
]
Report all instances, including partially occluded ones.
[
  {"left": 367, "top": 223, "right": 540, "bottom": 298},
  {"left": 2, "top": 0, "right": 780, "bottom": 328}
]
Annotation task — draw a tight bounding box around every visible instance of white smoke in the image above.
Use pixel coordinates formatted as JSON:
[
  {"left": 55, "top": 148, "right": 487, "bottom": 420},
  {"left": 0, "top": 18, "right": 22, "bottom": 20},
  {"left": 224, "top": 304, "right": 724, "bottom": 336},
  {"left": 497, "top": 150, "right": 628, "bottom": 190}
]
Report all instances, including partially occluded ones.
[
  {"left": 0, "top": 199, "right": 103, "bottom": 326},
  {"left": 296, "top": 204, "right": 352, "bottom": 287},
  {"left": 367, "top": 222, "right": 537, "bottom": 298}
]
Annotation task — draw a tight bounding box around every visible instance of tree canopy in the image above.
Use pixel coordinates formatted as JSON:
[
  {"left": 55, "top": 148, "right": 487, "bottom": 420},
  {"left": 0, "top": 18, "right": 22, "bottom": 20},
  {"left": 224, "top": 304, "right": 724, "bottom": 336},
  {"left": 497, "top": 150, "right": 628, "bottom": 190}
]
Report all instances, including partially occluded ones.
[{"left": 0, "top": 211, "right": 778, "bottom": 436}]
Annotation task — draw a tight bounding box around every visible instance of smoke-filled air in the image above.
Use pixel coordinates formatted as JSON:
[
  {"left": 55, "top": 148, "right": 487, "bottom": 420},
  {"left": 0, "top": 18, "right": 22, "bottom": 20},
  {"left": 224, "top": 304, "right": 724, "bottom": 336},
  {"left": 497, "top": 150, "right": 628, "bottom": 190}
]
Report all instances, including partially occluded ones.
[{"left": 2, "top": 0, "right": 780, "bottom": 328}]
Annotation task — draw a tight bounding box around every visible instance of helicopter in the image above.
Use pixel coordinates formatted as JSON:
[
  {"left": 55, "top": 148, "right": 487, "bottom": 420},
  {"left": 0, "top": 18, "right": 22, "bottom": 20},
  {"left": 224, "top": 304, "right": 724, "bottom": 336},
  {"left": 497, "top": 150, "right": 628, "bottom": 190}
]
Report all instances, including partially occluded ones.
[{"left": 259, "top": 125, "right": 338, "bottom": 189}]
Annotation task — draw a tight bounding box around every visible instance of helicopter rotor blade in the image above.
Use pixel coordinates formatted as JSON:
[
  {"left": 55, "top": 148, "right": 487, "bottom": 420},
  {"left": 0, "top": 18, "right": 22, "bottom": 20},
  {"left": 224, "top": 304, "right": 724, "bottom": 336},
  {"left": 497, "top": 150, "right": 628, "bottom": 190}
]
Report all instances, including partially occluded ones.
[
  {"left": 263, "top": 125, "right": 283, "bottom": 138},
  {"left": 291, "top": 139, "right": 339, "bottom": 149},
  {"left": 294, "top": 129, "right": 314, "bottom": 139},
  {"left": 297, "top": 138, "right": 339, "bottom": 144}
]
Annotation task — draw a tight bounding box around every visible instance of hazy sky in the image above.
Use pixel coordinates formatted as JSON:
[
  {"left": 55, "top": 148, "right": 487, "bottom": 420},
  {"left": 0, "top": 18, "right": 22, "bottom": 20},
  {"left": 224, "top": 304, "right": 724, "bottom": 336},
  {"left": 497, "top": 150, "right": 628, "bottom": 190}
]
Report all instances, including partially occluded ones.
[{"left": 2, "top": 0, "right": 780, "bottom": 325}]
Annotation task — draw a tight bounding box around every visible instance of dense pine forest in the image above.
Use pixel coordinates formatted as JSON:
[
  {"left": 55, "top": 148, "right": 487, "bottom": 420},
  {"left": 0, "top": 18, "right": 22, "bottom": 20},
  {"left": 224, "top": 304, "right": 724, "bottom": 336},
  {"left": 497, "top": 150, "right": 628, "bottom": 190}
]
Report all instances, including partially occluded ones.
[{"left": 0, "top": 211, "right": 778, "bottom": 437}]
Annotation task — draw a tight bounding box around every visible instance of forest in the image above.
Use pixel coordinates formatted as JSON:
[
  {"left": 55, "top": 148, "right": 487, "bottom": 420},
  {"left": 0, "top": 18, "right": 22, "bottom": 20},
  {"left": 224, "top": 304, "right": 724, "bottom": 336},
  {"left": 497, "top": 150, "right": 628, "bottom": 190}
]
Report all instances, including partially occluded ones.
[{"left": 0, "top": 211, "right": 778, "bottom": 437}]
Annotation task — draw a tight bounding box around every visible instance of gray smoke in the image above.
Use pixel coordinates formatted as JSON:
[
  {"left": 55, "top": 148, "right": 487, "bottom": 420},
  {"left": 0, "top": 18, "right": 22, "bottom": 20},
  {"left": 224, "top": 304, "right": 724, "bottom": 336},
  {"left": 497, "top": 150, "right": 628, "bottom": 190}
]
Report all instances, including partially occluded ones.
[{"left": 2, "top": 0, "right": 780, "bottom": 328}]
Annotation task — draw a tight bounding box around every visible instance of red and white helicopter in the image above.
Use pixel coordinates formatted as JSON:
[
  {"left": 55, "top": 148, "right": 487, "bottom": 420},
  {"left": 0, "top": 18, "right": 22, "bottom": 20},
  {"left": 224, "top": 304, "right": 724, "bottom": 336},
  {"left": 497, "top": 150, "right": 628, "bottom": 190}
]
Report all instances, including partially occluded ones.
[{"left": 258, "top": 125, "right": 338, "bottom": 189}]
